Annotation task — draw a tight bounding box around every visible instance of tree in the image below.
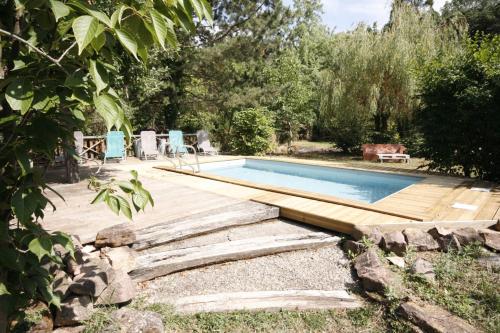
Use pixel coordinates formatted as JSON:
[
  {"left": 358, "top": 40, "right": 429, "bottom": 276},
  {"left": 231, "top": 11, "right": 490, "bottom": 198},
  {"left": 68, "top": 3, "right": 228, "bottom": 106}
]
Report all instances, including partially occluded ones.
[
  {"left": 229, "top": 107, "right": 275, "bottom": 155},
  {"left": 0, "top": 0, "right": 211, "bottom": 323},
  {"left": 442, "top": 0, "right": 500, "bottom": 35},
  {"left": 319, "top": 3, "right": 465, "bottom": 152},
  {"left": 417, "top": 35, "right": 500, "bottom": 180}
]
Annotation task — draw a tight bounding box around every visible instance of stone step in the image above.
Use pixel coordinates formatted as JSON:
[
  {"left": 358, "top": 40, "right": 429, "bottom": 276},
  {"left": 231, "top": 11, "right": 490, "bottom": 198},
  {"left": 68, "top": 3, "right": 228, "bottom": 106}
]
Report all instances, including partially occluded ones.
[
  {"left": 130, "top": 232, "right": 340, "bottom": 282},
  {"left": 132, "top": 201, "right": 279, "bottom": 250},
  {"left": 171, "top": 290, "right": 362, "bottom": 313}
]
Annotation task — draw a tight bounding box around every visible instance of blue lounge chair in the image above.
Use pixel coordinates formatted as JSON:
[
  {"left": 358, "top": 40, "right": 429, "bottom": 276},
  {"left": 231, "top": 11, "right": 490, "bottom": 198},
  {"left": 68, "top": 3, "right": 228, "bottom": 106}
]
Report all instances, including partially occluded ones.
[
  {"left": 104, "top": 131, "right": 126, "bottom": 163},
  {"left": 168, "top": 130, "right": 190, "bottom": 155}
]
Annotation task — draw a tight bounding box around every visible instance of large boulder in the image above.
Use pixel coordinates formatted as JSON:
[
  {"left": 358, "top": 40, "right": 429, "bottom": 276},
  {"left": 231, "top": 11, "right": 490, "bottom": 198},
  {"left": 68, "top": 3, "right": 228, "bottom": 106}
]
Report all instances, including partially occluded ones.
[
  {"left": 342, "top": 240, "right": 366, "bottom": 256},
  {"left": 399, "top": 301, "right": 481, "bottom": 333},
  {"left": 53, "top": 270, "right": 72, "bottom": 300},
  {"left": 106, "top": 308, "right": 164, "bottom": 333},
  {"left": 69, "top": 258, "right": 112, "bottom": 297},
  {"left": 427, "top": 227, "right": 452, "bottom": 240},
  {"left": 410, "top": 258, "right": 435, "bottom": 283},
  {"left": 479, "top": 230, "right": 500, "bottom": 251},
  {"left": 54, "top": 296, "right": 93, "bottom": 327},
  {"left": 381, "top": 231, "right": 407, "bottom": 256},
  {"left": 453, "top": 228, "right": 483, "bottom": 246},
  {"left": 354, "top": 248, "right": 402, "bottom": 295},
  {"left": 403, "top": 228, "right": 439, "bottom": 251},
  {"left": 95, "top": 224, "right": 136, "bottom": 248},
  {"left": 95, "top": 269, "right": 136, "bottom": 305},
  {"left": 386, "top": 256, "right": 405, "bottom": 269},
  {"left": 100, "top": 246, "right": 137, "bottom": 273},
  {"left": 351, "top": 226, "right": 383, "bottom": 245}
]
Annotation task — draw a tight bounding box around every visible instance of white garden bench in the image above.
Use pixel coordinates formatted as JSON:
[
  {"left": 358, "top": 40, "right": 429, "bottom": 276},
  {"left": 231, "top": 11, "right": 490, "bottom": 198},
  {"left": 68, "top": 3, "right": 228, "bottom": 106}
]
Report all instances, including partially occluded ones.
[{"left": 377, "top": 153, "right": 410, "bottom": 163}]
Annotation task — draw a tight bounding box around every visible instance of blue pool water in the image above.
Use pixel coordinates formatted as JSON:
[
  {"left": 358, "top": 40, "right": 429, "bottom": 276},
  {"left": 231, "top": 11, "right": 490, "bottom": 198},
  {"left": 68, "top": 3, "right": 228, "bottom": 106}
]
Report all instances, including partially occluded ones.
[{"left": 200, "top": 159, "right": 422, "bottom": 203}]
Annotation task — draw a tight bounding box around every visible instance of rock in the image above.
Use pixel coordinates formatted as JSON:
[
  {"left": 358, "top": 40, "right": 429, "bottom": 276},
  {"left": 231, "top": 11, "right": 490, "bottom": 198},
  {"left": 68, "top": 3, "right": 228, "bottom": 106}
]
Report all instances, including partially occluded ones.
[
  {"left": 53, "top": 270, "right": 72, "bottom": 300},
  {"left": 354, "top": 248, "right": 402, "bottom": 294},
  {"left": 453, "top": 228, "right": 483, "bottom": 246},
  {"left": 95, "top": 224, "right": 136, "bottom": 248},
  {"left": 52, "top": 326, "right": 85, "bottom": 333},
  {"left": 71, "top": 235, "right": 83, "bottom": 250},
  {"left": 477, "top": 253, "right": 500, "bottom": 270},
  {"left": 381, "top": 231, "right": 407, "bottom": 256},
  {"left": 342, "top": 240, "right": 366, "bottom": 256},
  {"left": 403, "top": 228, "right": 439, "bottom": 251},
  {"left": 65, "top": 250, "right": 87, "bottom": 277},
  {"left": 427, "top": 226, "right": 452, "bottom": 240},
  {"left": 480, "top": 230, "right": 500, "bottom": 251},
  {"left": 95, "top": 269, "right": 136, "bottom": 305},
  {"left": 410, "top": 258, "right": 435, "bottom": 283},
  {"left": 399, "top": 301, "right": 481, "bottom": 333},
  {"left": 437, "top": 234, "right": 462, "bottom": 252},
  {"left": 81, "top": 245, "right": 97, "bottom": 254},
  {"left": 351, "top": 226, "right": 383, "bottom": 245},
  {"left": 106, "top": 308, "right": 164, "bottom": 333},
  {"left": 100, "top": 246, "right": 137, "bottom": 272},
  {"left": 69, "top": 258, "right": 112, "bottom": 297},
  {"left": 9, "top": 302, "right": 53, "bottom": 333},
  {"left": 387, "top": 256, "right": 405, "bottom": 269},
  {"left": 54, "top": 296, "right": 93, "bottom": 327}
]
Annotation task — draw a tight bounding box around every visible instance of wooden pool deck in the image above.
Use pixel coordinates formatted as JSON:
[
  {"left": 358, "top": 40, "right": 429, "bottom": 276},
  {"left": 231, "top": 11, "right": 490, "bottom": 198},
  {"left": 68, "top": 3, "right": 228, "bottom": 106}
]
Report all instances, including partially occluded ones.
[
  {"left": 153, "top": 156, "right": 499, "bottom": 234},
  {"left": 42, "top": 155, "right": 499, "bottom": 242}
]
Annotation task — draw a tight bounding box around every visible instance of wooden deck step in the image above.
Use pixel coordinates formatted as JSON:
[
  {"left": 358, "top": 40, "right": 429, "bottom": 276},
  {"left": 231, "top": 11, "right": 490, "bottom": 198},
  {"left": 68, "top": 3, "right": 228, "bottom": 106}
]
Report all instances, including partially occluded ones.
[
  {"left": 132, "top": 202, "right": 280, "bottom": 250},
  {"left": 130, "top": 232, "right": 341, "bottom": 282},
  {"left": 171, "top": 290, "right": 362, "bottom": 313}
]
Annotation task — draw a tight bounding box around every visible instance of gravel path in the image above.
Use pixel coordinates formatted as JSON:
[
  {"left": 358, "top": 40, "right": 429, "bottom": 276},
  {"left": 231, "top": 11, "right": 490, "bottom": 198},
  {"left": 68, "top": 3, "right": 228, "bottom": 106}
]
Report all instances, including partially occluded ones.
[{"left": 138, "top": 219, "right": 356, "bottom": 304}]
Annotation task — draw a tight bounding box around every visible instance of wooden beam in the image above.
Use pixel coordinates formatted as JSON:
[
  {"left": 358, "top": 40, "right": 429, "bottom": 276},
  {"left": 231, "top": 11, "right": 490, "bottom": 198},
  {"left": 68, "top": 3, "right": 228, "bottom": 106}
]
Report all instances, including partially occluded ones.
[
  {"left": 132, "top": 202, "right": 279, "bottom": 250},
  {"left": 130, "top": 232, "right": 341, "bottom": 282},
  {"left": 172, "top": 290, "right": 362, "bottom": 313}
]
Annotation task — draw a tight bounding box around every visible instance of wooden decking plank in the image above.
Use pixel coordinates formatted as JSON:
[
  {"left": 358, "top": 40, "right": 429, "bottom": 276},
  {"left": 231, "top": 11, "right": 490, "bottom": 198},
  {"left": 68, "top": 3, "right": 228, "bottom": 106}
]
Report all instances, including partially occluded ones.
[
  {"left": 132, "top": 201, "right": 279, "bottom": 250},
  {"left": 130, "top": 232, "right": 341, "bottom": 282},
  {"left": 172, "top": 290, "right": 362, "bottom": 313}
]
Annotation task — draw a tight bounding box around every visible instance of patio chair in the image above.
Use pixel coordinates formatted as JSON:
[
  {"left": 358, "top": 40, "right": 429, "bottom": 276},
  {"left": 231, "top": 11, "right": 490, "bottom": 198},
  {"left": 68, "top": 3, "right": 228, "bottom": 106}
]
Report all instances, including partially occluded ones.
[
  {"left": 140, "top": 131, "right": 160, "bottom": 160},
  {"left": 196, "top": 130, "right": 219, "bottom": 155},
  {"left": 168, "top": 130, "right": 200, "bottom": 172},
  {"left": 104, "top": 131, "right": 126, "bottom": 164},
  {"left": 168, "top": 130, "right": 190, "bottom": 155}
]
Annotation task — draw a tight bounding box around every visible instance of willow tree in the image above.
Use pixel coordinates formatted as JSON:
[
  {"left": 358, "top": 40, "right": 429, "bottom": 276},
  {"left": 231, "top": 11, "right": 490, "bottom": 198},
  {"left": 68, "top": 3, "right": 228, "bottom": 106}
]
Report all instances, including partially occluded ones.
[{"left": 319, "top": 3, "right": 466, "bottom": 152}]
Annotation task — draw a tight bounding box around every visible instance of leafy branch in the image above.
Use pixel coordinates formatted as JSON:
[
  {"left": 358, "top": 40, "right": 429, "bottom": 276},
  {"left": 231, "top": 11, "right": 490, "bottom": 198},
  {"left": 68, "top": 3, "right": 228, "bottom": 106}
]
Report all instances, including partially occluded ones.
[{"left": 88, "top": 171, "right": 154, "bottom": 220}]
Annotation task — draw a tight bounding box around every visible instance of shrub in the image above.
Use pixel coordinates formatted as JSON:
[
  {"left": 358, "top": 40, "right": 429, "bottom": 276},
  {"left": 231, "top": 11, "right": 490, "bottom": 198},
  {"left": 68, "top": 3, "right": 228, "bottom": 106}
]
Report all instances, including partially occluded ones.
[
  {"left": 229, "top": 108, "right": 274, "bottom": 155},
  {"left": 417, "top": 35, "right": 500, "bottom": 180}
]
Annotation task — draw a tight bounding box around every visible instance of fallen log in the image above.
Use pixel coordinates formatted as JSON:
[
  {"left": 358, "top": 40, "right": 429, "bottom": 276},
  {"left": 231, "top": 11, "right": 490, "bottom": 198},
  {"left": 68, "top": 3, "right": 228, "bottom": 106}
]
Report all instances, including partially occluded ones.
[
  {"left": 130, "top": 232, "right": 340, "bottom": 282},
  {"left": 172, "top": 290, "right": 362, "bottom": 313}
]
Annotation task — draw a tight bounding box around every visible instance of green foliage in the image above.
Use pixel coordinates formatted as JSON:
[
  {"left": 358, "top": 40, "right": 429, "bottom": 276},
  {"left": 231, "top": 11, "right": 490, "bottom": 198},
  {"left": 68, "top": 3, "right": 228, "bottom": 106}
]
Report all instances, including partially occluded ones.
[
  {"left": 319, "top": 3, "right": 465, "bottom": 152},
  {"left": 417, "top": 35, "right": 500, "bottom": 180},
  {"left": 229, "top": 108, "right": 275, "bottom": 155},
  {"left": 403, "top": 246, "right": 499, "bottom": 332},
  {"left": 89, "top": 171, "right": 154, "bottom": 219},
  {"left": 0, "top": 0, "right": 211, "bottom": 319},
  {"left": 442, "top": 0, "right": 500, "bottom": 35}
]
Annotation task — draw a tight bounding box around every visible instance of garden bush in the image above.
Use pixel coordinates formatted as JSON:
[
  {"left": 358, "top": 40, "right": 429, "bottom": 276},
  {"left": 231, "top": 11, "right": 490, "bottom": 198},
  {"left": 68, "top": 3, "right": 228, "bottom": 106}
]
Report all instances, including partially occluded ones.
[
  {"left": 417, "top": 35, "right": 500, "bottom": 180},
  {"left": 229, "top": 108, "right": 275, "bottom": 155}
]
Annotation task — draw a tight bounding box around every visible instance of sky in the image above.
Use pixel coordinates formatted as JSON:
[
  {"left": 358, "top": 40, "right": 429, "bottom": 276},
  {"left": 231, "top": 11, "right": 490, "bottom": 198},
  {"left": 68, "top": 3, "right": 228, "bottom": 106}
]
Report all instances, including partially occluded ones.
[{"left": 284, "top": 0, "right": 450, "bottom": 32}]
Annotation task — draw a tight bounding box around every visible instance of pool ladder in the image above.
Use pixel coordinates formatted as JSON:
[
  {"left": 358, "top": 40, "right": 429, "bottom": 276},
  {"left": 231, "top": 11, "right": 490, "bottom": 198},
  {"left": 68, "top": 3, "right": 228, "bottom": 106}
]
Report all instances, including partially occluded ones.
[{"left": 167, "top": 146, "right": 200, "bottom": 173}]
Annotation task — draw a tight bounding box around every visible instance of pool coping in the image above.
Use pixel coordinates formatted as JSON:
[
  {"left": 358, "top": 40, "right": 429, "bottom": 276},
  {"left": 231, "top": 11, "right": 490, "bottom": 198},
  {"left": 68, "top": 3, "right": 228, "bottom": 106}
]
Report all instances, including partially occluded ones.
[{"left": 154, "top": 160, "right": 427, "bottom": 221}]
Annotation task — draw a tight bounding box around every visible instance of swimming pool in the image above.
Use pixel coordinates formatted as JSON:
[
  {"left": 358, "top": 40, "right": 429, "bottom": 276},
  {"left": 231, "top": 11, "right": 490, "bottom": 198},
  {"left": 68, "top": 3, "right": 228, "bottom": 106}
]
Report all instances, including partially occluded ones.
[{"left": 199, "top": 159, "right": 422, "bottom": 204}]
